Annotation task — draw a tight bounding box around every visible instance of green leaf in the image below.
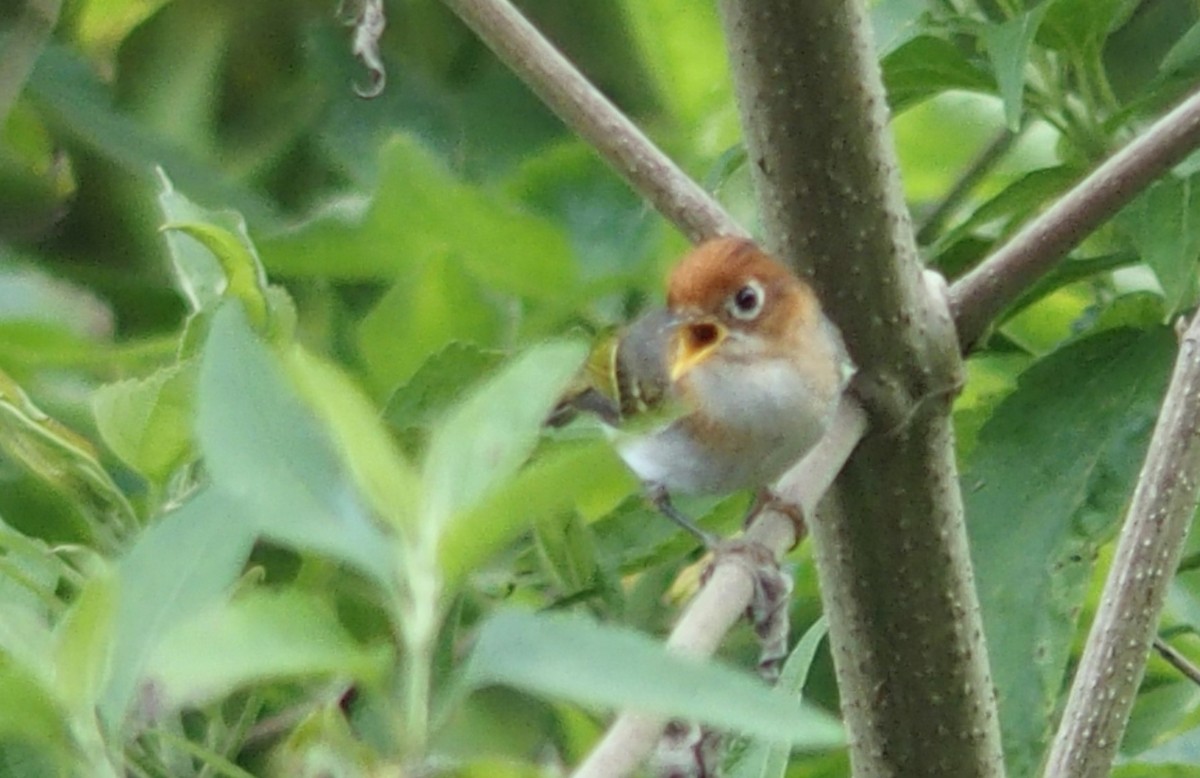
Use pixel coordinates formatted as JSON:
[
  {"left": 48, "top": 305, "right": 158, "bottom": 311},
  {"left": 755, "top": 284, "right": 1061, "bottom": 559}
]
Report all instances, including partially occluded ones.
[
  {"left": 26, "top": 44, "right": 279, "bottom": 229},
  {"left": 74, "top": 0, "right": 176, "bottom": 65},
  {"left": 1040, "top": 0, "right": 1139, "bottom": 55},
  {"left": 966, "top": 327, "right": 1176, "bottom": 777},
  {"left": 1159, "top": 21, "right": 1200, "bottom": 77},
  {"left": 259, "top": 134, "right": 578, "bottom": 299},
  {"left": 0, "top": 256, "right": 112, "bottom": 339},
  {"left": 1118, "top": 173, "right": 1200, "bottom": 316},
  {"left": 440, "top": 440, "right": 633, "bottom": 585},
  {"left": 881, "top": 36, "right": 994, "bottom": 114},
  {"left": 1130, "top": 720, "right": 1200, "bottom": 767},
  {"left": 91, "top": 357, "right": 197, "bottom": 483},
  {"left": 620, "top": 0, "right": 733, "bottom": 130},
  {"left": 981, "top": 5, "right": 1051, "bottom": 131},
  {"left": 727, "top": 618, "right": 831, "bottom": 778},
  {"left": 52, "top": 565, "right": 116, "bottom": 717},
  {"left": 144, "top": 590, "right": 389, "bottom": 712},
  {"left": 383, "top": 342, "right": 506, "bottom": 432},
  {"left": 283, "top": 345, "right": 420, "bottom": 533},
  {"left": 102, "top": 487, "right": 257, "bottom": 728},
  {"left": 161, "top": 220, "right": 270, "bottom": 329},
  {"left": 0, "top": 369, "right": 136, "bottom": 549},
  {"left": 0, "top": 659, "right": 70, "bottom": 756},
  {"left": 157, "top": 171, "right": 270, "bottom": 319},
  {"left": 421, "top": 340, "right": 587, "bottom": 533},
  {"left": 462, "top": 610, "right": 844, "bottom": 749},
  {"left": 196, "top": 303, "right": 395, "bottom": 587},
  {"left": 872, "top": 0, "right": 931, "bottom": 58},
  {"left": 357, "top": 252, "right": 504, "bottom": 395},
  {"left": 932, "top": 166, "right": 1080, "bottom": 263}
]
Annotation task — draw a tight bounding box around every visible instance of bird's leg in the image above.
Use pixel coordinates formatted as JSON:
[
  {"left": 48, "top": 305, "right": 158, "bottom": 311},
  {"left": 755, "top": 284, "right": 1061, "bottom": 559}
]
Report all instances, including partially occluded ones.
[{"left": 645, "top": 483, "right": 721, "bottom": 549}]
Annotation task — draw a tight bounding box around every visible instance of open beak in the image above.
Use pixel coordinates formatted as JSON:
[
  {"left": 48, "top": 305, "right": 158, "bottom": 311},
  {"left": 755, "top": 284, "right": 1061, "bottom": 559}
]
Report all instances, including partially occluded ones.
[{"left": 670, "top": 318, "right": 727, "bottom": 382}]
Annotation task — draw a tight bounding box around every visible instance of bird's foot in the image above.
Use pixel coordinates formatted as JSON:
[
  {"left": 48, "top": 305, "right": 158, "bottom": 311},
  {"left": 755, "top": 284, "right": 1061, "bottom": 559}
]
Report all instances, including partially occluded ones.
[
  {"left": 700, "top": 537, "right": 794, "bottom": 684},
  {"left": 744, "top": 487, "right": 808, "bottom": 548}
]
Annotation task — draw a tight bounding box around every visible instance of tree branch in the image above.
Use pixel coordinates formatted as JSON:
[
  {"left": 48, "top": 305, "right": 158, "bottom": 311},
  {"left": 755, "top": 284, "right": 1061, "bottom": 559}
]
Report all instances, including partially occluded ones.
[
  {"left": 718, "top": 1, "right": 1004, "bottom": 775},
  {"left": 1043, "top": 315, "right": 1200, "bottom": 777},
  {"left": 0, "top": 0, "right": 62, "bottom": 129},
  {"left": 433, "top": 2, "right": 1200, "bottom": 776},
  {"left": 950, "top": 86, "right": 1200, "bottom": 348},
  {"left": 571, "top": 397, "right": 868, "bottom": 778},
  {"left": 437, "top": 0, "right": 747, "bottom": 243}
]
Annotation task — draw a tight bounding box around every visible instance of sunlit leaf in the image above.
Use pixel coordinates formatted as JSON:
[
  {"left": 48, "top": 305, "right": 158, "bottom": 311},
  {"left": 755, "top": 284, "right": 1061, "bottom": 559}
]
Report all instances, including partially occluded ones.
[
  {"left": 92, "top": 357, "right": 197, "bottom": 483},
  {"left": 52, "top": 565, "right": 116, "bottom": 717},
  {"left": 440, "top": 439, "right": 632, "bottom": 585}
]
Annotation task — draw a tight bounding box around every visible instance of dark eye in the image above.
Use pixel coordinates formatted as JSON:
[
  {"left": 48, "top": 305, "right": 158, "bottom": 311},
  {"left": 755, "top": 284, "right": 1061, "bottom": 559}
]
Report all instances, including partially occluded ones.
[{"left": 727, "top": 280, "right": 765, "bottom": 320}]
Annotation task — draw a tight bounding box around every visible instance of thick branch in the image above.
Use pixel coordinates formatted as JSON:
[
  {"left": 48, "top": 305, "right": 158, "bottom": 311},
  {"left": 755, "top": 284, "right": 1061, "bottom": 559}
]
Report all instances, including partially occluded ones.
[
  {"left": 950, "top": 87, "right": 1200, "bottom": 347},
  {"left": 718, "top": 2, "right": 1004, "bottom": 777},
  {"left": 0, "top": 0, "right": 62, "bottom": 128},
  {"left": 437, "top": 0, "right": 746, "bottom": 243},
  {"left": 1043, "top": 316, "right": 1200, "bottom": 777}
]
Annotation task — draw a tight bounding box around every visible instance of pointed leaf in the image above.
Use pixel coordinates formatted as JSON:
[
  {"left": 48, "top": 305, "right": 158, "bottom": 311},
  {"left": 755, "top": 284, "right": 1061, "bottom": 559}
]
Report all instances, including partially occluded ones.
[
  {"left": 284, "top": 345, "right": 420, "bottom": 533},
  {"left": 102, "top": 487, "right": 257, "bottom": 727},
  {"left": 463, "top": 610, "right": 844, "bottom": 749},
  {"left": 727, "top": 618, "right": 830, "bottom": 778},
  {"left": 981, "top": 5, "right": 1050, "bottom": 131},
  {"left": 422, "top": 340, "right": 586, "bottom": 533},
  {"left": 196, "top": 303, "right": 395, "bottom": 586},
  {"left": 91, "top": 358, "right": 197, "bottom": 483}
]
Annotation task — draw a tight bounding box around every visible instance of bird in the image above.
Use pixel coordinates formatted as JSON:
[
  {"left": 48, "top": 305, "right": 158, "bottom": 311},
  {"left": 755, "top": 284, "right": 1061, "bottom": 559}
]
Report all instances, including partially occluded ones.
[{"left": 551, "top": 236, "right": 854, "bottom": 545}]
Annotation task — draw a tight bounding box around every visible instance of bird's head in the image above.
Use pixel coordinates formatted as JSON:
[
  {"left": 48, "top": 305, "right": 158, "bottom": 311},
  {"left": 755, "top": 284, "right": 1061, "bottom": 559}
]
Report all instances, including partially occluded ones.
[{"left": 665, "top": 237, "right": 826, "bottom": 383}]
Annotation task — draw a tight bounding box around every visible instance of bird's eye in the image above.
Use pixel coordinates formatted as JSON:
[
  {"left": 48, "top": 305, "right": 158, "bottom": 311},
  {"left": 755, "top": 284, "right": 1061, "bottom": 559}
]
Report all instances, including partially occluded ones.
[{"left": 727, "top": 280, "right": 766, "bottom": 320}]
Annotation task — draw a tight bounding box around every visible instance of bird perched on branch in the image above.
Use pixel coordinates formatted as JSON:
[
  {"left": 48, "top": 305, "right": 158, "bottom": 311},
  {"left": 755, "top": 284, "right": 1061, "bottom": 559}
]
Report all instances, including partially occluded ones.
[{"left": 551, "top": 237, "right": 854, "bottom": 544}]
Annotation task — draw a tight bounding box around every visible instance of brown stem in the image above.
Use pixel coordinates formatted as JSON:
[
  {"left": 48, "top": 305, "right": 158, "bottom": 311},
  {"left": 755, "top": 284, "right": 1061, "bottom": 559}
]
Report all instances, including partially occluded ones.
[
  {"left": 950, "top": 87, "right": 1200, "bottom": 348},
  {"left": 1043, "top": 314, "right": 1200, "bottom": 777},
  {"left": 1153, "top": 636, "right": 1200, "bottom": 688},
  {"left": 437, "top": 0, "right": 747, "bottom": 243}
]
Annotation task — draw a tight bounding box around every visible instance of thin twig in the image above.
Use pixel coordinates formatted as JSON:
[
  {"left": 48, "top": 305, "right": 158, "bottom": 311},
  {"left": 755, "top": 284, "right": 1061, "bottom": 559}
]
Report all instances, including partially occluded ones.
[
  {"left": 0, "top": 0, "right": 62, "bottom": 128},
  {"left": 1043, "top": 313, "right": 1200, "bottom": 777},
  {"left": 1153, "top": 636, "right": 1200, "bottom": 688},
  {"left": 916, "top": 128, "right": 1018, "bottom": 244},
  {"left": 437, "top": 0, "right": 747, "bottom": 244},
  {"left": 950, "top": 86, "right": 1200, "bottom": 348}
]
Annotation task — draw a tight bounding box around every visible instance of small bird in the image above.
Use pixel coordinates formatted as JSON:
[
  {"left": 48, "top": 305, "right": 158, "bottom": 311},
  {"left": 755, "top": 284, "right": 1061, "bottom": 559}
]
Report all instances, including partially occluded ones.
[{"left": 552, "top": 237, "right": 854, "bottom": 543}]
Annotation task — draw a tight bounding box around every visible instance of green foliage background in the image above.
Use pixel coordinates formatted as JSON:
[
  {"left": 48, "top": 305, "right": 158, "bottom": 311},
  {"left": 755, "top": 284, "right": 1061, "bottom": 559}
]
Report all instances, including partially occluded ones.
[{"left": 2, "top": 0, "right": 1200, "bottom": 775}]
